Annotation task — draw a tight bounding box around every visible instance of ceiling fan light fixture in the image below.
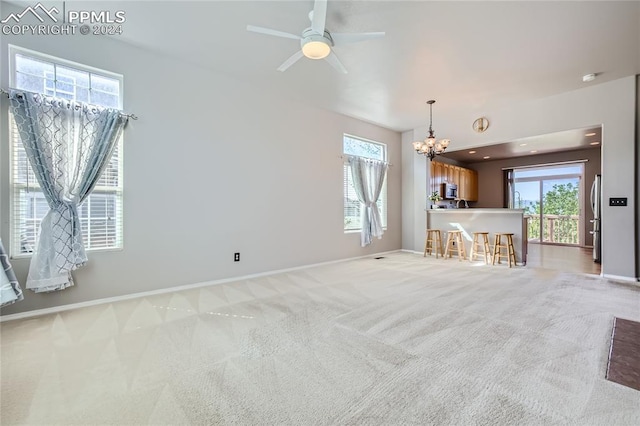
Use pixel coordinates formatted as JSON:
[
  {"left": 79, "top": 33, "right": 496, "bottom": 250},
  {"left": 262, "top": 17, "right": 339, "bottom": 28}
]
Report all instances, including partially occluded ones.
[
  {"left": 248, "top": 0, "right": 384, "bottom": 73},
  {"left": 301, "top": 39, "right": 331, "bottom": 59}
]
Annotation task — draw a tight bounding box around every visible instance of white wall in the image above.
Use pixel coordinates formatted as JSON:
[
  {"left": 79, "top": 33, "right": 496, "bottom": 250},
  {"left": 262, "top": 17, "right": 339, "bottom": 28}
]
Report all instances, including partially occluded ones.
[
  {"left": 0, "top": 10, "right": 402, "bottom": 315},
  {"left": 403, "top": 76, "right": 638, "bottom": 280},
  {"left": 401, "top": 129, "right": 432, "bottom": 253}
]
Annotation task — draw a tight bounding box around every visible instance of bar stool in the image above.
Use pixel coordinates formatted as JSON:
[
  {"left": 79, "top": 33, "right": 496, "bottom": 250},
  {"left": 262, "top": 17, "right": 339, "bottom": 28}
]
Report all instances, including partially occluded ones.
[
  {"left": 470, "top": 232, "right": 491, "bottom": 264},
  {"left": 444, "top": 230, "right": 466, "bottom": 261},
  {"left": 423, "top": 229, "right": 444, "bottom": 258},
  {"left": 492, "top": 233, "right": 517, "bottom": 267}
]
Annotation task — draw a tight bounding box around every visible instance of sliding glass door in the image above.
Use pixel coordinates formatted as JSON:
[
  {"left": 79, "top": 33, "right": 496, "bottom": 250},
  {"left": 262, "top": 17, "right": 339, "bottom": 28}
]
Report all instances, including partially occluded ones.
[
  {"left": 513, "top": 164, "right": 583, "bottom": 245},
  {"left": 514, "top": 180, "right": 541, "bottom": 241},
  {"left": 541, "top": 177, "right": 581, "bottom": 243}
]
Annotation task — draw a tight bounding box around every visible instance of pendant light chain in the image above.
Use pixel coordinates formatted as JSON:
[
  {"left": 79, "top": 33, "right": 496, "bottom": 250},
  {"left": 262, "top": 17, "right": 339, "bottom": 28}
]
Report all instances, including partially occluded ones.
[{"left": 427, "top": 99, "right": 436, "bottom": 138}]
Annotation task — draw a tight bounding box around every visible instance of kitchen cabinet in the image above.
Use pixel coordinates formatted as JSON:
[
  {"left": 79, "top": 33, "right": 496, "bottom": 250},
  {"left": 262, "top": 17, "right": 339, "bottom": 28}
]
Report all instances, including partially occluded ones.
[
  {"left": 458, "top": 168, "right": 478, "bottom": 201},
  {"left": 467, "top": 169, "right": 478, "bottom": 201},
  {"left": 451, "top": 166, "right": 460, "bottom": 187},
  {"left": 430, "top": 160, "right": 445, "bottom": 194},
  {"left": 444, "top": 163, "right": 451, "bottom": 183},
  {"left": 430, "top": 161, "right": 478, "bottom": 202},
  {"left": 459, "top": 168, "right": 470, "bottom": 199},
  {"left": 444, "top": 163, "right": 457, "bottom": 185}
]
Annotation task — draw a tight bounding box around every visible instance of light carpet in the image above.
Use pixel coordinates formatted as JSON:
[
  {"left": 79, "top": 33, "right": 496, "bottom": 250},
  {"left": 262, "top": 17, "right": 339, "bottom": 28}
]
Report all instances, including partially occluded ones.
[{"left": 1, "top": 252, "right": 639, "bottom": 425}]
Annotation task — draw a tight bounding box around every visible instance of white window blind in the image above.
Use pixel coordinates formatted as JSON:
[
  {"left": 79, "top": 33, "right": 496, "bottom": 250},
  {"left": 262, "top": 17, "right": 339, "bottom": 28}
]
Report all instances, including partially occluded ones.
[
  {"left": 9, "top": 46, "right": 124, "bottom": 256},
  {"left": 343, "top": 134, "right": 387, "bottom": 231}
]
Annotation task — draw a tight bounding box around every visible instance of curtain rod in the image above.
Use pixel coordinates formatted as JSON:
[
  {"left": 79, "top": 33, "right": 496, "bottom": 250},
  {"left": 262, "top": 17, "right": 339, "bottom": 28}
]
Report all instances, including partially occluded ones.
[
  {"left": 501, "top": 159, "right": 588, "bottom": 171},
  {"left": 0, "top": 88, "right": 138, "bottom": 120},
  {"left": 340, "top": 155, "right": 393, "bottom": 166}
]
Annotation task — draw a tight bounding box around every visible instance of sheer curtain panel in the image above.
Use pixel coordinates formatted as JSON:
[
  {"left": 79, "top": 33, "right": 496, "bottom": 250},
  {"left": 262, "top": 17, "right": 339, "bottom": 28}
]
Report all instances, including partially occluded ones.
[
  {"left": 348, "top": 156, "right": 389, "bottom": 247},
  {"left": 9, "top": 89, "right": 128, "bottom": 292}
]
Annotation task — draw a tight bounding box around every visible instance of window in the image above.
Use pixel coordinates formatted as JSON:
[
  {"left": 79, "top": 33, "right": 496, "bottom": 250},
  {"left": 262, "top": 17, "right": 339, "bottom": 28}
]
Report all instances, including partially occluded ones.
[
  {"left": 343, "top": 134, "right": 387, "bottom": 231},
  {"left": 8, "top": 45, "right": 124, "bottom": 256}
]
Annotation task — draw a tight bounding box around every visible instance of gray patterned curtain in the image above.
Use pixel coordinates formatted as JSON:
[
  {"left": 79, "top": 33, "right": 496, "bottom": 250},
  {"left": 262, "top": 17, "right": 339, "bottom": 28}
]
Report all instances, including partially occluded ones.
[
  {"left": 348, "top": 156, "right": 388, "bottom": 247},
  {"left": 9, "top": 89, "right": 128, "bottom": 293},
  {"left": 0, "top": 239, "right": 23, "bottom": 307}
]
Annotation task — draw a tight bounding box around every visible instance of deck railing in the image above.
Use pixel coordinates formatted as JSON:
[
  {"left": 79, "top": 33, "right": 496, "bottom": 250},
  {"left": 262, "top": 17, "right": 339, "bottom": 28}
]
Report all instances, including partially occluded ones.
[{"left": 524, "top": 214, "right": 580, "bottom": 245}]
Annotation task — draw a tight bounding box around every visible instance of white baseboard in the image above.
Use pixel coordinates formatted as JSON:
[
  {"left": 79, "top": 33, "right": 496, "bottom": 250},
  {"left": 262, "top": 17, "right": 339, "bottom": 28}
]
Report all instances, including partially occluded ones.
[
  {"left": 400, "top": 249, "right": 423, "bottom": 255},
  {"left": 0, "top": 249, "right": 402, "bottom": 323},
  {"left": 602, "top": 274, "right": 640, "bottom": 285}
]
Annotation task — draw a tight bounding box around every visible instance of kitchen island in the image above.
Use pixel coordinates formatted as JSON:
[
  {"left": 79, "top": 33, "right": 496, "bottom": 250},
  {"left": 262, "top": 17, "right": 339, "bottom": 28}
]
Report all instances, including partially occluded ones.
[{"left": 426, "top": 208, "right": 527, "bottom": 264}]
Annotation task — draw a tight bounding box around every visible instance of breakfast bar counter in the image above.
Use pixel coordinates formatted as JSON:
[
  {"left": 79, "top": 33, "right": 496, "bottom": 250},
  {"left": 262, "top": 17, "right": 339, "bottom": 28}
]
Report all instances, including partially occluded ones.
[{"left": 426, "top": 208, "right": 528, "bottom": 264}]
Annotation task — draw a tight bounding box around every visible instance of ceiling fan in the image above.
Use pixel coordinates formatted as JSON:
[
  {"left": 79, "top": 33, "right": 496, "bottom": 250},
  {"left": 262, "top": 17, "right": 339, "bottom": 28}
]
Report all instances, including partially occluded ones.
[{"left": 247, "top": 0, "right": 385, "bottom": 74}]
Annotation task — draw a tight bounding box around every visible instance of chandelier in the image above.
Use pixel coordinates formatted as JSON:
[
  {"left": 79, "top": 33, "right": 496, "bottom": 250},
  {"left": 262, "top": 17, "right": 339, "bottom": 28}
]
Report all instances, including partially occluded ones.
[{"left": 412, "top": 100, "right": 450, "bottom": 161}]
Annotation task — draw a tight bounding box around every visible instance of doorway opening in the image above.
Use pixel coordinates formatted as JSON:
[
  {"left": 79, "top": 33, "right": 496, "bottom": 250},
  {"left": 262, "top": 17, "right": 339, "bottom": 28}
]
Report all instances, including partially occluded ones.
[{"left": 511, "top": 163, "right": 584, "bottom": 245}]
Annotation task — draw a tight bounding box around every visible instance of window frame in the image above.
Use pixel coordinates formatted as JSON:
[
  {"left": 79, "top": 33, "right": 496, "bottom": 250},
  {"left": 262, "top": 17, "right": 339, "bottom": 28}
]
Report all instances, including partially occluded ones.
[
  {"left": 8, "top": 44, "right": 125, "bottom": 258},
  {"left": 343, "top": 133, "right": 388, "bottom": 233}
]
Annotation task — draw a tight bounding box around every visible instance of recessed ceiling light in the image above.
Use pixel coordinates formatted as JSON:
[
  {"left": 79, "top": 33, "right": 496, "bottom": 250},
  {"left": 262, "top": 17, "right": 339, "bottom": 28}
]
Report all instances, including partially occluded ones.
[
  {"left": 582, "top": 73, "right": 596, "bottom": 82},
  {"left": 585, "top": 132, "right": 596, "bottom": 137},
  {"left": 519, "top": 143, "right": 527, "bottom": 147},
  {"left": 483, "top": 156, "right": 491, "bottom": 159},
  {"left": 468, "top": 150, "right": 476, "bottom": 154},
  {"left": 590, "top": 141, "right": 600, "bottom": 145},
  {"left": 530, "top": 150, "right": 538, "bottom": 153}
]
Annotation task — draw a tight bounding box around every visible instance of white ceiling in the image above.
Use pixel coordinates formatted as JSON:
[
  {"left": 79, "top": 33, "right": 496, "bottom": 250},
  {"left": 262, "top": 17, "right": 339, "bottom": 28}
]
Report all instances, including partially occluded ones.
[{"left": 5, "top": 1, "right": 640, "bottom": 133}]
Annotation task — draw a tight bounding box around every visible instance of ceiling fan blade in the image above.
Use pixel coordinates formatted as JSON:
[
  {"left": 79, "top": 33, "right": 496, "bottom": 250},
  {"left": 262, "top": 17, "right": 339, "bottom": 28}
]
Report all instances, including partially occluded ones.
[
  {"left": 311, "top": 0, "right": 327, "bottom": 34},
  {"left": 277, "top": 50, "right": 305, "bottom": 72},
  {"left": 332, "top": 32, "right": 386, "bottom": 45},
  {"left": 325, "top": 51, "right": 347, "bottom": 74},
  {"left": 247, "top": 25, "right": 301, "bottom": 40}
]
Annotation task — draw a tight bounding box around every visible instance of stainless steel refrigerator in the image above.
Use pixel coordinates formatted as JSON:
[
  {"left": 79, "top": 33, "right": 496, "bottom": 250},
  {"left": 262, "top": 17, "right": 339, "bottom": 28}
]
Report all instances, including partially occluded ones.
[{"left": 590, "top": 174, "right": 602, "bottom": 263}]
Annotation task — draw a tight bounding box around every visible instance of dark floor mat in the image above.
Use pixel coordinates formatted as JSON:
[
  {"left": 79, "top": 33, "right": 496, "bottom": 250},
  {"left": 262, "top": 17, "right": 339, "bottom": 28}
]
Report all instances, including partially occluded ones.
[{"left": 606, "top": 317, "right": 640, "bottom": 391}]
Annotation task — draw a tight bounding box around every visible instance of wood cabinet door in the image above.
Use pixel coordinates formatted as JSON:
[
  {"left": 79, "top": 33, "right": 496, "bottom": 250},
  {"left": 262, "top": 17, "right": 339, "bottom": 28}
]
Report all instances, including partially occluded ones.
[
  {"left": 453, "top": 166, "right": 461, "bottom": 187},
  {"left": 430, "top": 161, "right": 444, "bottom": 195},
  {"left": 450, "top": 167, "right": 478, "bottom": 201},
  {"left": 468, "top": 169, "right": 478, "bottom": 201},
  {"left": 444, "top": 163, "right": 452, "bottom": 183},
  {"left": 459, "top": 168, "right": 469, "bottom": 199},
  {"left": 430, "top": 160, "right": 436, "bottom": 194},
  {"left": 435, "top": 161, "right": 444, "bottom": 188}
]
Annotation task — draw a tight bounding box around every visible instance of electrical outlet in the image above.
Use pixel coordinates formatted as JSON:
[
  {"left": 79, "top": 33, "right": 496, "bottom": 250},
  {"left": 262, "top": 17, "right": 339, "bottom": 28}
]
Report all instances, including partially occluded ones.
[
  {"left": 609, "top": 197, "right": 628, "bottom": 206},
  {"left": 234, "top": 252, "right": 240, "bottom": 262}
]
